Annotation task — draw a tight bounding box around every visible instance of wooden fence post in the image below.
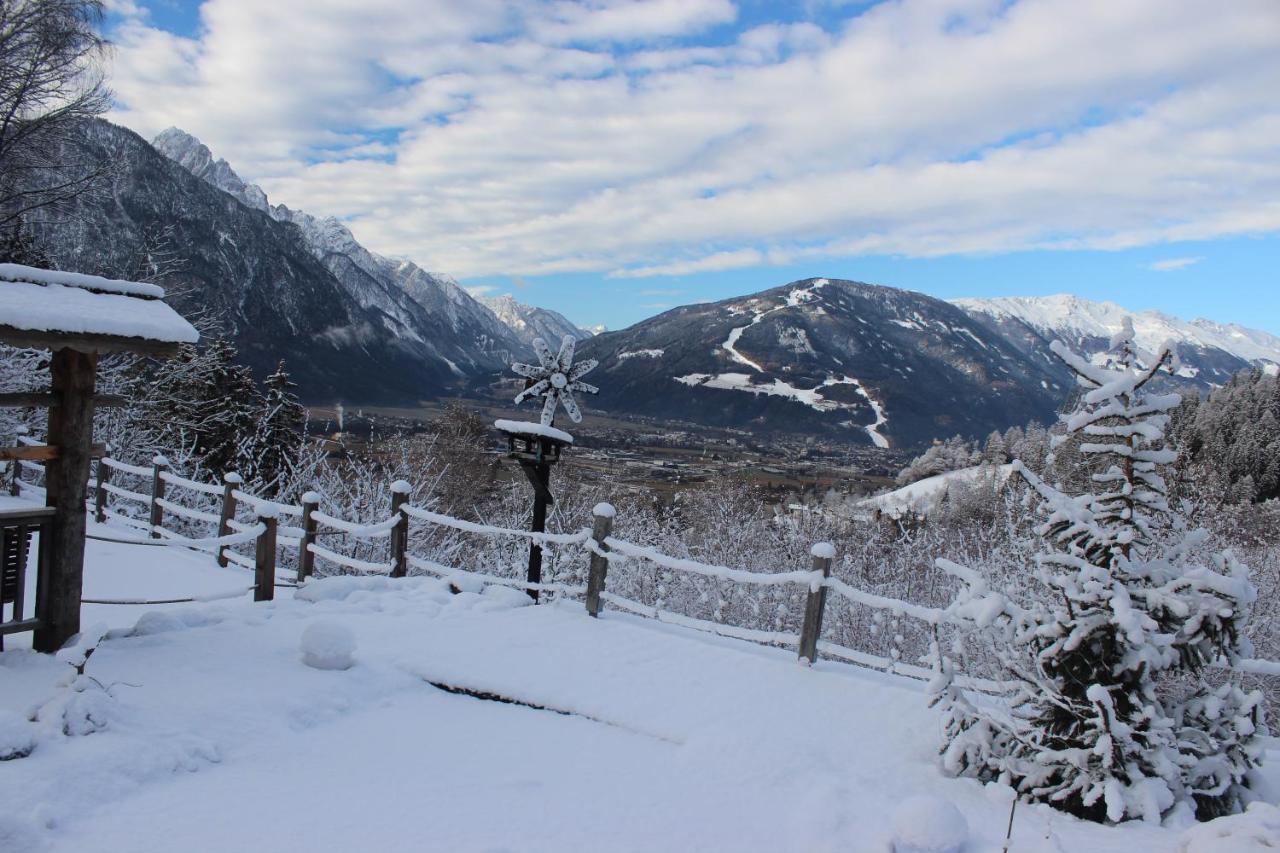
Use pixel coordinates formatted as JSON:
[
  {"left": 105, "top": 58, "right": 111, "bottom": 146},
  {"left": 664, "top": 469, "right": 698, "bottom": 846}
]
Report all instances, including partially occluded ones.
[
  {"left": 585, "top": 502, "right": 615, "bottom": 617},
  {"left": 297, "top": 490, "right": 320, "bottom": 582},
  {"left": 148, "top": 455, "right": 169, "bottom": 538},
  {"left": 8, "top": 427, "right": 27, "bottom": 496},
  {"left": 389, "top": 480, "right": 411, "bottom": 579},
  {"left": 254, "top": 509, "right": 278, "bottom": 602},
  {"left": 798, "top": 542, "right": 835, "bottom": 665},
  {"left": 93, "top": 455, "right": 110, "bottom": 524},
  {"left": 216, "top": 472, "right": 241, "bottom": 568}
]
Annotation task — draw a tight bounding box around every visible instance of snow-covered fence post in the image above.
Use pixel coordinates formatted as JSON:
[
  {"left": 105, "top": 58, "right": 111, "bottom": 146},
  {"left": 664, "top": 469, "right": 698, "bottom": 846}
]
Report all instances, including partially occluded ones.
[
  {"left": 93, "top": 454, "right": 110, "bottom": 524},
  {"left": 216, "top": 472, "right": 241, "bottom": 568},
  {"left": 297, "top": 491, "right": 320, "bottom": 582},
  {"left": 585, "top": 502, "right": 615, "bottom": 617},
  {"left": 797, "top": 543, "right": 835, "bottom": 665},
  {"left": 254, "top": 507, "right": 278, "bottom": 602},
  {"left": 389, "top": 480, "right": 411, "bottom": 578},
  {"left": 148, "top": 455, "right": 169, "bottom": 538}
]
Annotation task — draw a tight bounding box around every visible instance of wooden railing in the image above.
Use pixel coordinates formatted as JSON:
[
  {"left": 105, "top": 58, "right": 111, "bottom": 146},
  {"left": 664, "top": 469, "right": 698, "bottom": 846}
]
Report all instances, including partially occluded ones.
[{"left": 8, "top": 438, "right": 1277, "bottom": 692}]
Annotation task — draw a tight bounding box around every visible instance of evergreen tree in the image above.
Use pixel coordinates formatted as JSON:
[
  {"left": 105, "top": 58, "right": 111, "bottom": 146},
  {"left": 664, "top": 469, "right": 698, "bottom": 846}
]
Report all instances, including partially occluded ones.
[
  {"left": 246, "top": 361, "right": 304, "bottom": 495},
  {"left": 932, "top": 319, "right": 1263, "bottom": 824},
  {"left": 195, "top": 339, "right": 260, "bottom": 475}
]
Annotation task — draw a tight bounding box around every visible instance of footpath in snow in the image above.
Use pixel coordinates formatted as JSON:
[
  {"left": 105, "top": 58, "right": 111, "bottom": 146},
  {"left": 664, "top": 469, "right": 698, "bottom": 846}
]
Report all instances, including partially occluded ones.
[{"left": 2, "top": 514, "right": 1278, "bottom": 852}]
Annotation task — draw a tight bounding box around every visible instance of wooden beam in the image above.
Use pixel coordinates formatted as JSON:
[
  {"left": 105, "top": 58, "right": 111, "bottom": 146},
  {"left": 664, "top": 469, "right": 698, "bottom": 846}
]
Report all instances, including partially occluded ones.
[
  {"left": 33, "top": 348, "right": 97, "bottom": 653},
  {"left": 0, "top": 324, "right": 182, "bottom": 358},
  {"left": 0, "top": 443, "right": 108, "bottom": 462},
  {"left": 0, "top": 392, "right": 128, "bottom": 408}
]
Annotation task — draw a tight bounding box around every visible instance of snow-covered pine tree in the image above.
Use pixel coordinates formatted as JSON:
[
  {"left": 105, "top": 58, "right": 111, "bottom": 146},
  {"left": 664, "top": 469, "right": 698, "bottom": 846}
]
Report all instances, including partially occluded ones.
[
  {"left": 931, "top": 318, "right": 1263, "bottom": 824},
  {"left": 191, "top": 338, "right": 260, "bottom": 475},
  {"left": 245, "top": 360, "right": 304, "bottom": 496}
]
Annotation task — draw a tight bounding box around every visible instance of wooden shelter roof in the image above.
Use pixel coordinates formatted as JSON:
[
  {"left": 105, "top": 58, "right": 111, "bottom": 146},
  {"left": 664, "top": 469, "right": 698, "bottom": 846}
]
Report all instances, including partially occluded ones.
[{"left": 0, "top": 263, "right": 199, "bottom": 356}]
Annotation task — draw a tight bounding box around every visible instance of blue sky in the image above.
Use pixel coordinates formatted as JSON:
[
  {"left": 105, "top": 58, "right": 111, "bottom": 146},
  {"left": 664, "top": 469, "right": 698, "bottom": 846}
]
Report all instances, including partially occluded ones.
[{"left": 105, "top": 1, "right": 1280, "bottom": 333}]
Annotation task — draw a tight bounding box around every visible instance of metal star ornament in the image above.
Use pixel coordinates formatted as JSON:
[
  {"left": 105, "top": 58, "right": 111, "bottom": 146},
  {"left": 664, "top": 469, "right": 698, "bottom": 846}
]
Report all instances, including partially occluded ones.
[{"left": 511, "top": 335, "right": 599, "bottom": 425}]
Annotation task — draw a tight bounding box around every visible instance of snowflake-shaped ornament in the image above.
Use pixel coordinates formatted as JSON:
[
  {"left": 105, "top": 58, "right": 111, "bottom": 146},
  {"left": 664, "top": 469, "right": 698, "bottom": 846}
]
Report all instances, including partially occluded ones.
[{"left": 511, "top": 335, "right": 599, "bottom": 426}]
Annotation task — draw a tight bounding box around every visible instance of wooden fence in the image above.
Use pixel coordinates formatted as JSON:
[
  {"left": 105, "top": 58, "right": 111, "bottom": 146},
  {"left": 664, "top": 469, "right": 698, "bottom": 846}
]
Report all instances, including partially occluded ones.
[{"left": 6, "top": 436, "right": 1279, "bottom": 691}]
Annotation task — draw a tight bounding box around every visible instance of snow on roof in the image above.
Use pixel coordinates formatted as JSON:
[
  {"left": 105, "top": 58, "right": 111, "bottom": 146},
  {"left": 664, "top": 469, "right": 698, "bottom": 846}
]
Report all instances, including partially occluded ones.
[
  {"left": 493, "top": 418, "right": 574, "bottom": 444},
  {"left": 0, "top": 263, "right": 198, "bottom": 348}
]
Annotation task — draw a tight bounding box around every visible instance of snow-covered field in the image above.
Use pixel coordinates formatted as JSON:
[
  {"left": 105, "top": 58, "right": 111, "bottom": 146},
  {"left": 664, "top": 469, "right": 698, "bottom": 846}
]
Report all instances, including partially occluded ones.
[
  {"left": 2, "top": 499, "right": 1278, "bottom": 852},
  {"left": 860, "top": 464, "right": 1015, "bottom": 518}
]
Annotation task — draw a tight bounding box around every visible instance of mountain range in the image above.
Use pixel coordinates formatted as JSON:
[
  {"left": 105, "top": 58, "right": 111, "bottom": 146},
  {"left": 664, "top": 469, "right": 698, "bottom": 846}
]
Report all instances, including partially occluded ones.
[
  {"left": 577, "top": 278, "right": 1066, "bottom": 448},
  {"left": 16, "top": 119, "right": 1280, "bottom": 448},
  {"left": 954, "top": 294, "right": 1280, "bottom": 389}
]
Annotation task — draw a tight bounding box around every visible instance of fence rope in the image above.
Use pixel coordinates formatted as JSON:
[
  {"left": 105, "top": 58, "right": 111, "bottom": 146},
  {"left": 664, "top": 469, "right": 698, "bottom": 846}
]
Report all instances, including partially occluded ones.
[{"left": 88, "top": 524, "right": 264, "bottom": 549}]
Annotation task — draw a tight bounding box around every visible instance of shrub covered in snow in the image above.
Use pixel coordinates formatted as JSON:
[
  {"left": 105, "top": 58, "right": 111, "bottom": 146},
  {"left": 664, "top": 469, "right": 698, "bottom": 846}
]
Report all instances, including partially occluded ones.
[
  {"left": 932, "top": 320, "right": 1265, "bottom": 824},
  {"left": 301, "top": 621, "right": 357, "bottom": 671}
]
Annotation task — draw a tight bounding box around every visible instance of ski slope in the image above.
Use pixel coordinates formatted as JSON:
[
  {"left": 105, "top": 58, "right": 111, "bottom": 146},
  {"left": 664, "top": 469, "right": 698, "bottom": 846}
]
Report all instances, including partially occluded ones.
[{"left": 1, "top": 501, "right": 1277, "bottom": 852}]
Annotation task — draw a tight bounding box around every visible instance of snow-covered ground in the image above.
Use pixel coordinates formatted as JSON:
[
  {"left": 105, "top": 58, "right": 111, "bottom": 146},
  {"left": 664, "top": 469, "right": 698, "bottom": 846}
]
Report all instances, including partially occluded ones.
[
  {"left": 2, "top": 497, "right": 1277, "bottom": 852},
  {"left": 860, "top": 464, "right": 1015, "bottom": 518}
]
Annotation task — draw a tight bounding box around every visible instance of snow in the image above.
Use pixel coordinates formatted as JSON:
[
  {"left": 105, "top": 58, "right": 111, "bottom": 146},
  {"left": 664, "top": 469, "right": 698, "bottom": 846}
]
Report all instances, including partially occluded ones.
[
  {"left": 720, "top": 279, "right": 830, "bottom": 371},
  {"left": 300, "top": 620, "right": 357, "bottom": 670},
  {"left": 675, "top": 370, "right": 889, "bottom": 444},
  {"left": 811, "top": 542, "right": 836, "bottom": 560},
  {"left": 952, "top": 294, "right": 1280, "bottom": 367},
  {"left": 863, "top": 464, "right": 1015, "bottom": 517},
  {"left": 723, "top": 323, "right": 766, "bottom": 371},
  {"left": 1, "top": 498, "right": 1277, "bottom": 852},
  {"left": 1176, "top": 802, "right": 1280, "bottom": 852},
  {"left": 890, "top": 795, "right": 969, "bottom": 853},
  {"left": 617, "top": 348, "right": 665, "bottom": 360},
  {"left": 493, "top": 418, "right": 575, "bottom": 444},
  {"left": 0, "top": 263, "right": 165, "bottom": 299},
  {"left": 0, "top": 278, "right": 199, "bottom": 345},
  {"left": 593, "top": 501, "right": 616, "bottom": 519},
  {"left": 0, "top": 709, "right": 35, "bottom": 760}
]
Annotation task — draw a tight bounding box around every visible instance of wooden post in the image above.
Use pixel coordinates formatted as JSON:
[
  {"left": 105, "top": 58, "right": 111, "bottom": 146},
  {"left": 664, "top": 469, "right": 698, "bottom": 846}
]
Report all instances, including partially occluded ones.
[
  {"left": 148, "top": 455, "right": 169, "bottom": 539},
  {"left": 797, "top": 542, "right": 835, "bottom": 665},
  {"left": 93, "top": 455, "right": 110, "bottom": 524},
  {"left": 525, "top": 458, "right": 552, "bottom": 601},
  {"left": 297, "top": 491, "right": 320, "bottom": 582},
  {"left": 585, "top": 502, "right": 615, "bottom": 617},
  {"left": 254, "top": 510, "right": 278, "bottom": 602},
  {"left": 8, "top": 426, "right": 27, "bottom": 496},
  {"left": 32, "top": 348, "right": 97, "bottom": 653},
  {"left": 216, "top": 472, "right": 241, "bottom": 568},
  {"left": 388, "top": 480, "right": 410, "bottom": 579}
]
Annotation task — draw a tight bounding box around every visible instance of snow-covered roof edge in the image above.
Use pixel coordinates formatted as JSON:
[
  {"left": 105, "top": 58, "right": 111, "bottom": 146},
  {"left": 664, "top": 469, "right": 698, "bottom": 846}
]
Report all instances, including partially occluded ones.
[
  {"left": 0, "top": 263, "right": 166, "bottom": 299},
  {"left": 494, "top": 419, "right": 574, "bottom": 444}
]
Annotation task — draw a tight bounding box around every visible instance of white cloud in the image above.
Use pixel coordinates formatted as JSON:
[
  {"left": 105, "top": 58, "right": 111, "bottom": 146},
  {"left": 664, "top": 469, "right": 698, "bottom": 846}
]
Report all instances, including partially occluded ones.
[
  {"left": 105, "top": 0, "right": 1280, "bottom": 278},
  {"left": 1147, "top": 256, "right": 1204, "bottom": 271}
]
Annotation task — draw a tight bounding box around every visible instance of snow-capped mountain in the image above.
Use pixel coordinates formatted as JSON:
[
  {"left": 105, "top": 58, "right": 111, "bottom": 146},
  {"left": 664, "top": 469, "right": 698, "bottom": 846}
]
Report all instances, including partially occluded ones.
[
  {"left": 953, "top": 294, "right": 1280, "bottom": 386},
  {"left": 25, "top": 119, "right": 518, "bottom": 402},
  {"left": 479, "top": 294, "right": 588, "bottom": 348},
  {"left": 578, "top": 278, "right": 1064, "bottom": 447},
  {"left": 153, "top": 128, "right": 528, "bottom": 376}
]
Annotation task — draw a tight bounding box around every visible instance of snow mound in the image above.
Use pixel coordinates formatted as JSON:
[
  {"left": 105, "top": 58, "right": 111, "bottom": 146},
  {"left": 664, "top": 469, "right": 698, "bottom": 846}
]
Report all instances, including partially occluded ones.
[
  {"left": 890, "top": 795, "right": 968, "bottom": 853},
  {"left": 300, "top": 621, "right": 357, "bottom": 671},
  {"left": 1177, "top": 802, "right": 1280, "bottom": 852},
  {"left": 296, "top": 575, "right": 392, "bottom": 603},
  {"left": 0, "top": 710, "right": 35, "bottom": 761}
]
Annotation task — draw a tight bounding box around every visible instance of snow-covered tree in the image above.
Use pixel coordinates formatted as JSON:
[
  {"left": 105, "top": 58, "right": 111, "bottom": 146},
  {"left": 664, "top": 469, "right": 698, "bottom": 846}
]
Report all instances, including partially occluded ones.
[
  {"left": 244, "top": 361, "right": 304, "bottom": 496},
  {"left": 932, "top": 319, "right": 1264, "bottom": 824},
  {"left": 897, "top": 435, "right": 981, "bottom": 486}
]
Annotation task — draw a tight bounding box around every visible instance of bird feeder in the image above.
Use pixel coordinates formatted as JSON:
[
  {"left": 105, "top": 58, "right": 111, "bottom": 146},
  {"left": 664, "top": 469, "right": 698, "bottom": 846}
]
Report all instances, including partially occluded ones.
[{"left": 495, "top": 335, "right": 598, "bottom": 600}]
